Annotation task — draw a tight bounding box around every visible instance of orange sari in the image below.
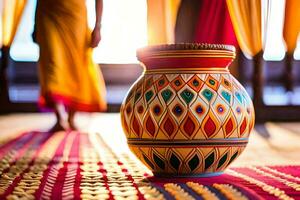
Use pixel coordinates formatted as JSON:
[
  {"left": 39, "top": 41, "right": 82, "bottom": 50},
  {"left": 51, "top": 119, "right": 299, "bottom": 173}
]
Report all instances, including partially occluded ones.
[{"left": 36, "top": 0, "right": 107, "bottom": 112}]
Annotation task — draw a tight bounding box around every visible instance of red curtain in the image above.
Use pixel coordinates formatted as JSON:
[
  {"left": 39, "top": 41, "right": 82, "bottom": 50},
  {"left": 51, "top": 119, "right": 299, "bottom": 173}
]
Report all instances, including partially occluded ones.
[{"left": 193, "top": 0, "right": 237, "bottom": 46}]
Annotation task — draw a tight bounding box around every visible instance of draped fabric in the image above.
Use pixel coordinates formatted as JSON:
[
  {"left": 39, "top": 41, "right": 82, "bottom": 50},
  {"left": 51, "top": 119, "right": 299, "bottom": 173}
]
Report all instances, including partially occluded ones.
[
  {"left": 194, "top": 0, "right": 237, "bottom": 47},
  {"left": 283, "top": 0, "right": 300, "bottom": 54},
  {"left": 0, "top": 0, "right": 27, "bottom": 47},
  {"left": 147, "top": 0, "right": 181, "bottom": 44},
  {"left": 226, "top": 0, "right": 262, "bottom": 58},
  {"left": 36, "top": 0, "right": 107, "bottom": 112}
]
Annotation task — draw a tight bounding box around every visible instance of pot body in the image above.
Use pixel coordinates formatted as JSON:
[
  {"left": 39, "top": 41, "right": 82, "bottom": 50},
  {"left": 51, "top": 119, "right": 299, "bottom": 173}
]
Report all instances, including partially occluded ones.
[{"left": 120, "top": 44, "right": 255, "bottom": 176}]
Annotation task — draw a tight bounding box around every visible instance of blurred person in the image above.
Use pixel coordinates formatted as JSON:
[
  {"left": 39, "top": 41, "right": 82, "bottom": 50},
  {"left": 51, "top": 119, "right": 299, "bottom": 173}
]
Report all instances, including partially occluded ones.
[{"left": 33, "top": 0, "right": 107, "bottom": 131}]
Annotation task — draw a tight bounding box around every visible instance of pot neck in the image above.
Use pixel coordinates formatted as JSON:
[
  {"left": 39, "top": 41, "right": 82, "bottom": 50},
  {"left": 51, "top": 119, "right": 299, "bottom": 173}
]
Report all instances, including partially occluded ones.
[{"left": 137, "top": 44, "right": 236, "bottom": 72}]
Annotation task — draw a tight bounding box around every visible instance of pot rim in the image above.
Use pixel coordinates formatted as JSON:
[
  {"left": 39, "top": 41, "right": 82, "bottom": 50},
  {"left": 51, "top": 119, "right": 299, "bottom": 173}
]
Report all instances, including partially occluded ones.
[
  {"left": 137, "top": 43, "right": 235, "bottom": 55},
  {"left": 137, "top": 43, "right": 236, "bottom": 71}
]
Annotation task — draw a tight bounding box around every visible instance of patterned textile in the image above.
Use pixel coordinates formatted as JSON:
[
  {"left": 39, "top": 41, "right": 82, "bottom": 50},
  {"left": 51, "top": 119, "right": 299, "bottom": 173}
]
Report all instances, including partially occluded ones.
[{"left": 0, "top": 131, "right": 300, "bottom": 199}]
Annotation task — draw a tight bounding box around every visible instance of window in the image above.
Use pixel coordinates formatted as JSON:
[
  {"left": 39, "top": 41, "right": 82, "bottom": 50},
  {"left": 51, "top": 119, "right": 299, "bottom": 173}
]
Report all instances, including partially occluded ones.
[
  {"left": 262, "top": 0, "right": 286, "bottom": 61},
  {"left": 10, "top": 0, "right": 148, "bottom": 64},
  {"left": 10, "top": 0, "right": 300, "bottom": 62}
]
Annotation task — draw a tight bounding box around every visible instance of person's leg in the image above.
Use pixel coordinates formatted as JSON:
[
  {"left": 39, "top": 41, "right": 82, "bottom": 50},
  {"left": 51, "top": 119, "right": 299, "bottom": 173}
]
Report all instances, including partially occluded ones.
[
  {"left": 49, "top": 104, "right": 65, "bottom": 132},
  {"left": 68, "top": 109, "right": 77, "bottom": 130}
]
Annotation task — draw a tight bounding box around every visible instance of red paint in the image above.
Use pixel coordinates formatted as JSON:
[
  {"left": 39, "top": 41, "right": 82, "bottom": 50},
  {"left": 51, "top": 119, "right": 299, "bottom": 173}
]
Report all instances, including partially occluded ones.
[
  {"left": 145, "top": 115, "right": 156, "bottom": 137},
  {"left": 225, "top": 118, "right": 234, "bottom": 136},
  {"left": 163, "top": 117, "right": 175, "bottom": 137},
  {"left": 240, "top": 117, "right": 247, "bottom": 136},
  {"left": 204, "top": 117, "right": 217, "bottom": 138},
  {"left": 141, "top": 57, "right": 233, "bottom": 70},
  {"left": 132, "top": 116, "right": 141, "bottom": 137},
  {"left": 183, "top": 116, "right": 196, "bottom": 137}
]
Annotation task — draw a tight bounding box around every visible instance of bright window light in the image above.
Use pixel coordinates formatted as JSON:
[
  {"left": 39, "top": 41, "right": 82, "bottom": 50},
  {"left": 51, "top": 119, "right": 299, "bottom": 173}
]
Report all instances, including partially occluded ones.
[
  {"left": 10, "top": 0, "right": 39, "bottom": 62},
  {"left": 9, "top": 0, "right": 300, "bottom": 62},
  {"left": 86, "top": 0, "right": 147, "bottom": 63},
  {"left": 262, "top": 0, "right": 286, "bottom": 61},
  {"left": 10, "top": 0, "right": 147, "bottom": 64}
]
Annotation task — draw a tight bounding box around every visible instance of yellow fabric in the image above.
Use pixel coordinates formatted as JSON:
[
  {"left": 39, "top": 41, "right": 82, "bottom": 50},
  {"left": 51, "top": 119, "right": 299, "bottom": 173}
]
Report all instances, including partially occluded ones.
[
  {"left": 1, "top": 0, "right": 27, "bottom": 47},
  {"left": 283, "top": 0, "right": 300, "bottom": 53},
  {"left": 226, "top": 0, "right": 262, "bottom": 58},
  {"left": 36, "top": 0, "right": 106, "bottom": 111},
  {"left": 147, "top": 0, "right": 181, "bottom": 44}
]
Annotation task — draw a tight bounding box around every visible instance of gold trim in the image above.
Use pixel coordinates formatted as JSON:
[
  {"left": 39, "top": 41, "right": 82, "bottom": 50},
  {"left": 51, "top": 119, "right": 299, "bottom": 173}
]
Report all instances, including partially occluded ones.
[
  {"left": 137, "top": 43, "right": 235, "bottom": 53},
  {"left": 137, "top": 43, "right": 236, "bottom": 63}
]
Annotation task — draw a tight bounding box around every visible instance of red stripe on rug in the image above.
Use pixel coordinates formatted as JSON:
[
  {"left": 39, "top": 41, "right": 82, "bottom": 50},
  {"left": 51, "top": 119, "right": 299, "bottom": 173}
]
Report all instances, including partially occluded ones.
[
  {"left": 0, "top": 132, "right": 51, "bottom": 198},
  {"left": 51, "top": 132, "right": 78, "bottom": 199},
  {"left": 0, "top": 131, "right": 36, "bottom": 159},
  {"left": 273, "top": 165, "right": 300, "bottom": 179},
  {"left": 35, "top": 132, "right": 70, "bottom": 199},
  {"left": 73, "top": 132, "right": 83, "bottom": 200},
  {"left": 234, "top": 167, "right": 300, "bottom": 199}
]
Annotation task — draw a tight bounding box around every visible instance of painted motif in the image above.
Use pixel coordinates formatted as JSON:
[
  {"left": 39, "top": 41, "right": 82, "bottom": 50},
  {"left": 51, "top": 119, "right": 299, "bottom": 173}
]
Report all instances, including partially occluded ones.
[{"left": 120, "top": 43, "right": 255, "bottom": 176}]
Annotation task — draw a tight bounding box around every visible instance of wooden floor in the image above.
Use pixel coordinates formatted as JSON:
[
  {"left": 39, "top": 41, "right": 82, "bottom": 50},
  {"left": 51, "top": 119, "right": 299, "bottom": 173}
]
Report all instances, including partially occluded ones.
[{"left": 1, "top": 113, "right": 300, "bottom": 167}]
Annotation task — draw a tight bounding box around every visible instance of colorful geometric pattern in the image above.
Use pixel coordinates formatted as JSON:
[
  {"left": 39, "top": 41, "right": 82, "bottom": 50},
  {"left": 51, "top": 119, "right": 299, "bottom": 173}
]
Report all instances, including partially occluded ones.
[
  {"left": 1, "top": 131, "right": 300, "bottom": 200},
  {"left": 129, "top": 145, "right": 245, "bottom": 175},
  {"left": 120, "top": 71, "right": 255, "bottom": 175}
]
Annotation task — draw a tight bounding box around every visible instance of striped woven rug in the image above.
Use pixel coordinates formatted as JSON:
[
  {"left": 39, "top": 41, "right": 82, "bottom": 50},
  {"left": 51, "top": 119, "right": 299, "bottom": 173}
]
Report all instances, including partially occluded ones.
[{"left": 0, "top": 130, "right": 300, "bottom": 200}]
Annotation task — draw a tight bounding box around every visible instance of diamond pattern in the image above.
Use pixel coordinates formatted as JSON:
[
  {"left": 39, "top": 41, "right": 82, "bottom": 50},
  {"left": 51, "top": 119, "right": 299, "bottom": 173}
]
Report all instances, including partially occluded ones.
[
  {"left": 170, "top": 75, "right": 185, "bottom": 90},
  {"left": 155, "top": 75, "right": 169, "bottom": 91},
  {"left": 144, "top": 113, "right": 157, "bottom": 138},
  {"left": 201, "top": 112, "right": 220, "bottom": 138},
  {"left": 121, "top": 72, "right": 254, "bottom": 174},
  {"left": 188, "top": 154, "right": 201, "bottom": 172},
  {"left": 187, "top": 75, "right": 203, "bottom": 92},
  {"left": 206, "top": 75, "right": 219, "bottom": 91},
  {"left": 217, "top": 152, "right": 228, "bottom": 169},
  {"left": 205, "top": 151, "right": 215, "bottom": 170},
  {"left": 153, "top": 152, "right": 165, "bottom": 170},
  {"left": 122, "top": 73, "right": 254, "bottom": 140},
  {"left": 161, "top": 113, "right": 178, "bottom": 138},
  {"left": 228, "top": 151, "right": 239, "bottom": 165},
  {"left": 161, "top": 89, "right": 174, "bottom": 103},
  {"left": 180, "top": 88, "right": 195, "bottom": 105},
  {"left": 221, "top": 76, "right": 232, "bottom": 91},
  {"left": 180, "top": 112, "right": 199, "bottom": 138},
  {"left": 143, "top": 154, "right": 154, "bottom": 169},
  {"left": 169, "top": 153, "right": 181, "bottom": 171},
  {"left": 136, "top": 147, "right": 244, "bottom": 174},
  {"left": 145, "top": 90, "right": 154, "bottom": 103},
  {"left": 168, "top": 98, "right": 187, "bottom": 124},
  {"left": 131, "top": 114, "right": 142, "bottom": 137}
]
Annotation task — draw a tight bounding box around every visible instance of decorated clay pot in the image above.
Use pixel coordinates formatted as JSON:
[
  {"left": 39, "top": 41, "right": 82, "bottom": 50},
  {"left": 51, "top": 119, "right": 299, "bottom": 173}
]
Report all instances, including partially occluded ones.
[{"left": 120, "top": 43, "right": 255, "bottom": 177}]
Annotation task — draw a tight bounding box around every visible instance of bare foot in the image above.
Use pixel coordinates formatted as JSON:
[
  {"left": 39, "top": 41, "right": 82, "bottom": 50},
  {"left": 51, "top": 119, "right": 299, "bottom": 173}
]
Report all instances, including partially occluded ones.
[
  {"left": 48, "top": 122, "right": 65, "bottom": 133},
  {"left": 68, "top": 120, "right": 78, "bottom": 131}
]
